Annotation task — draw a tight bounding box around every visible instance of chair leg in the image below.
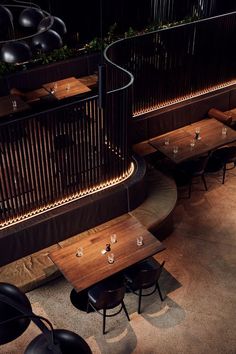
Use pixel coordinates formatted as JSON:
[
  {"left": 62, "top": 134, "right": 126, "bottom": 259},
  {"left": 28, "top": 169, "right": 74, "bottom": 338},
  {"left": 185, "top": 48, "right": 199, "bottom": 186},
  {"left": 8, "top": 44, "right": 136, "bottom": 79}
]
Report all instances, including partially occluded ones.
[
  {"left": 103, "top": 309, "right": 106, "bottom": 335},
  {"left": 138, "top": 288, "right": 142, "bottom": 314},
  {"left": 201, "top": 174, "right": 208, "bottom": 191},
  {"left": 222, "top": 164, "right": 226, "bottom": 184},
  {"left": 86, "top": 300, "right": 90, "bottom": 313},
  {"left": 122, "top": 300, "right": 130, "bottom": 321},
  {"left": 156, "top": 282, "right": 164, "bottom": 301},
  {"left": 188, "top": 178, "right": 192, "bottom": 198}
]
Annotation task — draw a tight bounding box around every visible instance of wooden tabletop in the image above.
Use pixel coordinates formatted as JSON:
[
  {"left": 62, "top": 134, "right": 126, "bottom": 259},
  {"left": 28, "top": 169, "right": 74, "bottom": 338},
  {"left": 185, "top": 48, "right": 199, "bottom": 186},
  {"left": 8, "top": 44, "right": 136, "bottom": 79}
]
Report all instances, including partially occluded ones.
[
  {"left": 43, "top": 76, "right": 91, "bottom": 100},
  {"left": 149, "top": 118, "right": 236, "bottom": 163},
  {"left": 24, "top": 87, "right": 50, "bottom": 103},
  {"left": 0, "top": 95, "right": 30, "bottom": 118},
  {"left": 49, "top": 215, "right": 165, "bottom": 293}
]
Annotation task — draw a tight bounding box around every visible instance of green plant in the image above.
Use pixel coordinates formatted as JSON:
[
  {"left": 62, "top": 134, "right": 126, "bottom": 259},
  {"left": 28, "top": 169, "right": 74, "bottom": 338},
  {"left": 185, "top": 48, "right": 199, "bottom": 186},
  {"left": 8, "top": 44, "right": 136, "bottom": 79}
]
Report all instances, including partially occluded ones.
[
  {"left": 124, "top": 27, "right": 138, "bottom": 38},
  {"left": 0, "top": 62, "right": 17, "bottom": 77},
  {"left": 34, "top": 45, "right": 78, "bottom": 65}
]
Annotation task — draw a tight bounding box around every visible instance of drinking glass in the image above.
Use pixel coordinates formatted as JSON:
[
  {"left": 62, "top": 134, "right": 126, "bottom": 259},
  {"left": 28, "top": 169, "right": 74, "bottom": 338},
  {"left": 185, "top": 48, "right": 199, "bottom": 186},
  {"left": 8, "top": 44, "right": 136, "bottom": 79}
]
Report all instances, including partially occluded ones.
[
  {"left": 173, "top": 146, "right": 178, "bottom": 154},
  {"left": 136, "top": 236, "right": 143, "bottom": 246},
  {"left": 12, "top": 100, "right": 17, "bottom": 110},
  {"left": 107, "top": 253, "right": 115, "bottom": 264},
  {"left": 190, "top": 139, "right": 195, "bottom": 148},
  {"left": 164, "top": 137, "right": 170, "bottom": 146},
  {"left": 76, "top": 247, "right": 83, "bottom": 257},
  {"left": 222, "top": 127, "right": 227, "bottom": 136},
  {"left": 53, "top": 82, "right": 58, "bottom": 91},
  {"left": 66, "top": 83, "right": 71, "bottom": 91},
  {"left": 110, "top": 233, "right": 117, "bottom": 244}
]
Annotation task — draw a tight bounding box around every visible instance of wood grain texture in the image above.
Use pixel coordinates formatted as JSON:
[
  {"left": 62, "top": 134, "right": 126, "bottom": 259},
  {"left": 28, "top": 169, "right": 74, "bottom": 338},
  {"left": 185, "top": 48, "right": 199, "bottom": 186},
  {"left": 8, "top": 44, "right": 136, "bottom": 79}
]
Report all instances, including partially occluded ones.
[
  {"left": 49, "top": 216, "right": 165, "bottom": 293},
  {"left": 149, "top": 118, "right": 236, "bottom": 163},
  {"left": 43, "top": 77, "right": 91, "bottom": 100},
  {"left": 24, "top": 88, "right": 49, "bottom": 103},
  {"left": 0, "top": 95, "right": 30, "bottom": 118}
]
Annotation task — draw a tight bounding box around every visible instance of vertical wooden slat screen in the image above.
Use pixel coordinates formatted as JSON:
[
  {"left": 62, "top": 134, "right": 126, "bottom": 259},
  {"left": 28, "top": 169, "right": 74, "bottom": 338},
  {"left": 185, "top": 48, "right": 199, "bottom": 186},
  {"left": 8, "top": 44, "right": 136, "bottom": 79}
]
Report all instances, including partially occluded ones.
[
  {"left": 105, "top": 12, "right": 236, "bottom": 116},
  {"left": 0, "top": 82, "right": 132, "bottom": 226}
]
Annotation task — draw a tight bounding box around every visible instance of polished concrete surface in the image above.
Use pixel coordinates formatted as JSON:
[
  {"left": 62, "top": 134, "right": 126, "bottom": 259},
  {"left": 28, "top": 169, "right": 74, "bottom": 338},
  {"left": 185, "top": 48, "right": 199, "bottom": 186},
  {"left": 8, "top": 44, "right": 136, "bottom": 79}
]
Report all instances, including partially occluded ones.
[{"left": 1, "top": 168, "right": 236, "bottom": 354}]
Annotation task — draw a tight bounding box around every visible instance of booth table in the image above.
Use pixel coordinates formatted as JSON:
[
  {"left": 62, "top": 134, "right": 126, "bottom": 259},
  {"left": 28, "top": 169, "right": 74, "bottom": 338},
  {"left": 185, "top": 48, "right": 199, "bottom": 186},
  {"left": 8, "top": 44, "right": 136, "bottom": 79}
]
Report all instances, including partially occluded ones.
[
  {"left": 43, "top": 76, "right": 91, "bottom": 100},
  {"left": 149, "top": 118, "right": 236, "bottom": 164},
  {"left": 49, "top": 215, "right": 165, "bottom": 293},
  {"left": 0, "top": 95, "right": 30, "bottom": 118}
]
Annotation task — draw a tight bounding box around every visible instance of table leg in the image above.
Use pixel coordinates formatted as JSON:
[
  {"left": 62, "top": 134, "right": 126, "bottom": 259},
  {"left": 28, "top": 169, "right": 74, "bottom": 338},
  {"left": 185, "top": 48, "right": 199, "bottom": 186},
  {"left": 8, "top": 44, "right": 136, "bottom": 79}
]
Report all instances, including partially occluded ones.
[{"left": 70, "top": 288, "right": 94, "bottom": 313}]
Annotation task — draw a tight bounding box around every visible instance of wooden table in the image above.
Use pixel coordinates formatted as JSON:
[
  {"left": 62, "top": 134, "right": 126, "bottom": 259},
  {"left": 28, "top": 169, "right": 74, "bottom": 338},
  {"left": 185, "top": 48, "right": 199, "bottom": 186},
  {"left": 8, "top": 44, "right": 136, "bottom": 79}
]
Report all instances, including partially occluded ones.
[
  {"left": 0, "top": 95, "right": 30, "bottom": 118},
  {"left": 24, "top": 87, "right": 50, "bottom": 103},
  {"left": 49, "top": 215, "right": 165, "bottom": 293},
  {"left": 43, "top": 76, "right": 91, "bottom": 100},
  {"left": 149, "top": 118, "right": 236, "bottom": 163}
]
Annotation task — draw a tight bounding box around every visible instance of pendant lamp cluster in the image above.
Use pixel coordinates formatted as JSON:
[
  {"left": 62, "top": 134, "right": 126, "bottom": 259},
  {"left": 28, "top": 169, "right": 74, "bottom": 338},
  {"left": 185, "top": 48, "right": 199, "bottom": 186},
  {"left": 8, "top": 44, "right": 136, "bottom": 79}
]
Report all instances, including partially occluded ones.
[{"left": 0, "top": 0, "right": 67, "bottom": 64}]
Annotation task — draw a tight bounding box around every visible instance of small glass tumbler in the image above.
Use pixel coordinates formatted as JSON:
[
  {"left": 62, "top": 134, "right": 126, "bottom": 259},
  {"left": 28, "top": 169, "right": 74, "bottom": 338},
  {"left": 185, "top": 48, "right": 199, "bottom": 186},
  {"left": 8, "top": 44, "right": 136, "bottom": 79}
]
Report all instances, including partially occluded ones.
[
  {"left": 173, "top": 146, "right": 178, "bottom": 154},
  {"left": 190, "top": 139, "right": 195, "bottom": 148},
  {"left": 222, "top": 127, "right": 227, "bottom": 136},
  {"left": 136, "top": 236, "right": 143, "bottom": 246},
  {"left": 66, "top": 83, "right": 71, "bottom": 91},
  {"left": 12, "top": 100, "right": 17, "bottom": 110},
  {"left": 76, "top": 247, "right": 83, "bottom": 257},
  {"left": 107, "top": 253, "right": 115, "bottom": 264},
  {"left": 164, "top": 137, "right": 170, "bottom": 146},
  {"left": 110, "top": 233, "right": 117, "bottom": 244}
]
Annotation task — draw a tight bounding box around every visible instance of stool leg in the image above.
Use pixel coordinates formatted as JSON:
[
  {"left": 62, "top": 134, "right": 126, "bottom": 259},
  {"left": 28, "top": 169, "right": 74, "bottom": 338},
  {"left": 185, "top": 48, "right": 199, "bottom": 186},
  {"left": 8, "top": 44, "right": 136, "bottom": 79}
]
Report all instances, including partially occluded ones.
[
  {"left": 156, "top": 282, "right": 164, "bottom": 301},
  {"left": 202, "top": 174, "right": 208, "bottom": 191},
  {"left": 188, "top": 178, "right": 192, "bottom": 198},
  {"left": 103, "top": 309, "right": 106, "bottom": 334},
  {"left": 122, "top": 300, "right": 130, "bottom": 321},
  {"left": 86, "top": 300, "right": 90, "bottom": 313},
  {"left": 222, "top": 164, "right": 226, "bottom": 184},
  {"left": 138, "top": 288, "right": 142, "bottom": 314}
]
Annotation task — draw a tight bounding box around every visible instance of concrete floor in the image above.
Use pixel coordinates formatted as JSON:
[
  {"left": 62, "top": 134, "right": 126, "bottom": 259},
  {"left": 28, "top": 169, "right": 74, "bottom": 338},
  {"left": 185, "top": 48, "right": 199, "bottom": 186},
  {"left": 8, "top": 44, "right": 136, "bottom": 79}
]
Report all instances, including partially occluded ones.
[{"left": 1, "top": 168, "right": 236, "bottom": 354}]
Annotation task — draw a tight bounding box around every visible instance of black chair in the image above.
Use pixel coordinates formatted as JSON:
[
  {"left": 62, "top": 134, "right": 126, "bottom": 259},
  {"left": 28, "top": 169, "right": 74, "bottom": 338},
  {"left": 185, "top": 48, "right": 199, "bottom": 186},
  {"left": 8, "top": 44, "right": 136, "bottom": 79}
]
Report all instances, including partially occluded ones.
[
  {"left": 124, "top": 258, "right": 165, "bottom": 314},
  {"left": 212, "top": 146, "right": 236, "bottom": 184},
  {"left": 179, "top": 153, "right": 211, "bottom": 198},
  {"left": 87, "top": 275, "right": 130, "bottom": 334}
]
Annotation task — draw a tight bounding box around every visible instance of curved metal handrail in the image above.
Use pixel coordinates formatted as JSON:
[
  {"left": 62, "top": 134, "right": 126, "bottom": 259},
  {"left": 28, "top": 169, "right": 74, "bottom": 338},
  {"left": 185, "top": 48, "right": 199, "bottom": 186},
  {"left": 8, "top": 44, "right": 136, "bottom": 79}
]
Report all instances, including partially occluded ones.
[{"left": 104, "top": 38, "right": 134, "bottom": 93}]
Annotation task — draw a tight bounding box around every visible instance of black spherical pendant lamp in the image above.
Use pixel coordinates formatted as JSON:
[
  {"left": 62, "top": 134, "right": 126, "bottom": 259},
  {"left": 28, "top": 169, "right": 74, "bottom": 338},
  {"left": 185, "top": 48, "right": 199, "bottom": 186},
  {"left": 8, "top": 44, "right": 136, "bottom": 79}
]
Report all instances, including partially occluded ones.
[
  {"left": 19, "top": 7, "right": 44, "bottom": 28},
  {"left": 38, "top": 16, "right": 67, "bottom": 36},
  {"left": 1, "top": 41, "right": 32, "bottom": 64},
  {"left": 24, "top": 329, "right": 92, "bottom": 354},
  {"left": 32, "top": 29, "right": 62, "bottom": 52},
  {"left": 0, "top": 5, "right": 13, "bottom": 27},
  {"left": 0, "top": 4, "right": 67, "bottom": 64},
  {"left": 0, "top": 282, "right": 32, "bottom": 345}
]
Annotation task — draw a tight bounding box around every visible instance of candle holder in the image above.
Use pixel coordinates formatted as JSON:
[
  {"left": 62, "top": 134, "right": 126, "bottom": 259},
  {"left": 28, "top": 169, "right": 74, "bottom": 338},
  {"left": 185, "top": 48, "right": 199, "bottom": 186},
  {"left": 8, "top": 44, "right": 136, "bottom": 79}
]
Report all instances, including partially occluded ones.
[{"left": 105, "top": 243, "right": 111, "bottom": 252}]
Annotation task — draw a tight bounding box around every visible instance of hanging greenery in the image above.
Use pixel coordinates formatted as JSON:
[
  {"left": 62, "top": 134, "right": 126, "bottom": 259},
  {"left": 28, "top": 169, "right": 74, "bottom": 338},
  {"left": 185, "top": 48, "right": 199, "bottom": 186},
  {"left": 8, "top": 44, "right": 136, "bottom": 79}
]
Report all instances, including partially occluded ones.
[{"left": 0, "top": 15, "right": 200, "bottom": 77}]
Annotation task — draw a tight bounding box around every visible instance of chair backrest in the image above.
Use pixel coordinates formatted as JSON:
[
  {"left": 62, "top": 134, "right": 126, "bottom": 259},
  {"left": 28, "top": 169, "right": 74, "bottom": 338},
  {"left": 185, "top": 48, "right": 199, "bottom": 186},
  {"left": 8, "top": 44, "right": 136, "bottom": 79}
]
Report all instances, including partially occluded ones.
[
  {"left": 201, "top": 153, "right": 212, "bottom": 171},
  {"left": 193, "top": 152, "right": 212, "bottom": 175},
  {"left": 134, "top": 261, "right": 165, "bottom": 289},
  {"left": 96, "top": 285, "right": 126, "bottom": 309}
]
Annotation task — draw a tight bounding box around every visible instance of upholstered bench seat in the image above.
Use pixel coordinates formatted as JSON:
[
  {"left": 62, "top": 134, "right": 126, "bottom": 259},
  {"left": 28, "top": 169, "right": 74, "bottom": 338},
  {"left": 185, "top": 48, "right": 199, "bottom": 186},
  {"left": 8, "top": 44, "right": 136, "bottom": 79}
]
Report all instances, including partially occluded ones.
[
  {"left": 0, "top": 169, "right": 177, "bottom": 293},
  {"left": 0, "top": 244, "right": 61, "bottom": 293},
  {"left": 130, "top": 168, "right": 177, "bottom": 239}
]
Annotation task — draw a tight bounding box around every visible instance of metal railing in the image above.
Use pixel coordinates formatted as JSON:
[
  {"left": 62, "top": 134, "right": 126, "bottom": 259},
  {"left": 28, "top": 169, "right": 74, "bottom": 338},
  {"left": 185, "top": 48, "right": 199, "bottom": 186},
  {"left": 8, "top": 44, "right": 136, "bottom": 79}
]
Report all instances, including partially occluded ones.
[
  {"left": 106, "top": 12, "right": 236, "bottom": 116},
  {"left": 0, "top": 70, "right": 133, "bottom": 226}
]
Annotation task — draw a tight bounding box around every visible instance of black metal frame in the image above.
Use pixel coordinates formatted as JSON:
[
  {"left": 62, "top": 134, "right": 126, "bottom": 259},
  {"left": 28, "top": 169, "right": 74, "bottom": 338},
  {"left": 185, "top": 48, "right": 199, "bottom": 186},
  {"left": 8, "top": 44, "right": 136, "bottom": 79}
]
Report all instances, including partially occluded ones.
[{"left": 105, "top": 12, "right": 236, "bottom": 116}]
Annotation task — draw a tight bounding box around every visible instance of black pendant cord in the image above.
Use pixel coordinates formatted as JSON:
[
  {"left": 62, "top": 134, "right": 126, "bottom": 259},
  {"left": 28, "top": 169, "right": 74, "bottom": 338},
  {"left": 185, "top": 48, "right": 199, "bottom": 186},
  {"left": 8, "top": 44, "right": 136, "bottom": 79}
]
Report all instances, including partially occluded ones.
[
  {"left": 99, "top": 0, "right": 103, "bottom": 63},
  {"left": 0, "top": 294, "right": 61, "bottom": 353}
]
